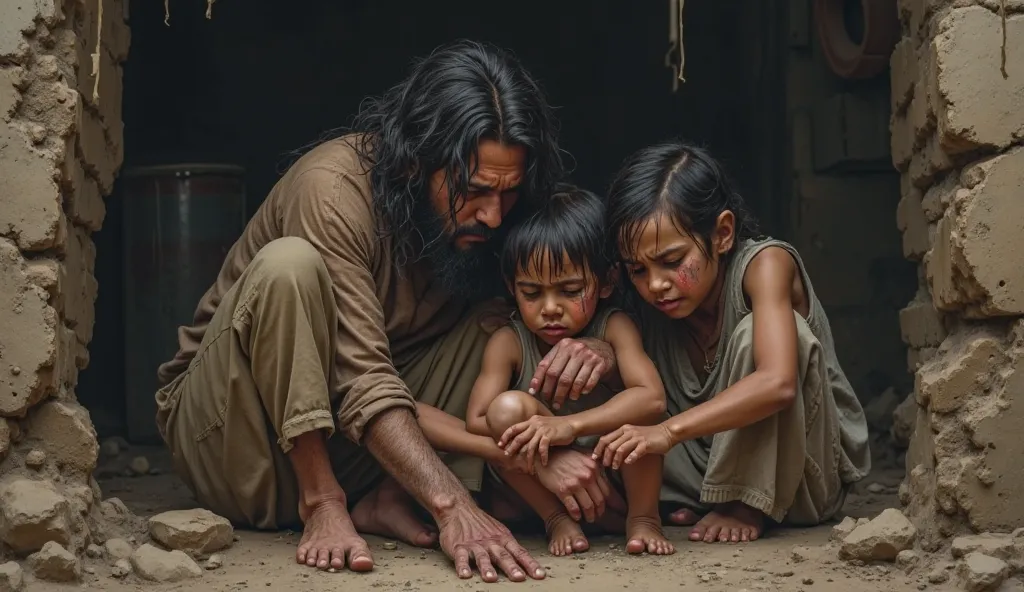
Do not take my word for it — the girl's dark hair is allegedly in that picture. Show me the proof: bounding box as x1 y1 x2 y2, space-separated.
606 139 760 262
346 40 564 265
501 184 611 285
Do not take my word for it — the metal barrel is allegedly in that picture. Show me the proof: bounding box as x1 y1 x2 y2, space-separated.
121 164 247 443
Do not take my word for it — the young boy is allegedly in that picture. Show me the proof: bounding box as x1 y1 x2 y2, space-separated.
449 185 674 556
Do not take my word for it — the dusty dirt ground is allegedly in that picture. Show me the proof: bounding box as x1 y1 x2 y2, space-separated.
28 446 1011 591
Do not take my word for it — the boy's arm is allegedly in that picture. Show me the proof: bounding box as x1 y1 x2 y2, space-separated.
466 327 521 437
414 403 507 466
564 312 667 437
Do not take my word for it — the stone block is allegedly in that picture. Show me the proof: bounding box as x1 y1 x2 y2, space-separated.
928 148 1024 316
62 157 105 232
0 68 22 121
27 400 99 476
909 133 954 189
955 325 1024 532
75 42 123 135
0 241 60 417
0 0 35 61
891 112 914 171
0 478 71 555
75 105 118 194
920 173 956 222
27 541 79 582
75 0 130 64
916 325 1004 412
951 534 1015 561
908 41 938 142
839 508 918 562
890 38 917 114
958 552 1009 592
0 123 67 252
933 7 1024 153
148 509 234 555
899 297 946 347
62 226 98 345
130 544 202 583
896 188 931 260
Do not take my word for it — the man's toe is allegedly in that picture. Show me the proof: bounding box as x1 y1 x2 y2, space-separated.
347 540 374 572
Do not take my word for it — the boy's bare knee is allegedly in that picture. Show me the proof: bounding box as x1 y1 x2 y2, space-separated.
485 391 536 439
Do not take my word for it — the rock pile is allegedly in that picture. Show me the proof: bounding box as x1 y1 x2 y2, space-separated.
830 507 1024 591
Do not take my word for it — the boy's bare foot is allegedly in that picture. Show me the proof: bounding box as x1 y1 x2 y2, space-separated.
351 478 438 548
688 501 764 543
625 515 675 555
297 494 374 571
667 507 700 526
546 513 590 556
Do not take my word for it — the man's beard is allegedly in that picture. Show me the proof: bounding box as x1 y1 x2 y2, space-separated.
412 201 505 301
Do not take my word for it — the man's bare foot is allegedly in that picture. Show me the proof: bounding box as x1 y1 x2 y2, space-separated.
296 495 374 571
351 478 438 548
667 507 700 526
625 515 675 555
545 513 589 556
688 501 764 543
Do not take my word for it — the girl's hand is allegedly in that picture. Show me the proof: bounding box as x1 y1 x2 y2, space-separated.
593 424 674 469
498 416 576 472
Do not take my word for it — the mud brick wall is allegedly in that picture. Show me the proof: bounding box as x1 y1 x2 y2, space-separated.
0 0 128 557
891 1 1024 549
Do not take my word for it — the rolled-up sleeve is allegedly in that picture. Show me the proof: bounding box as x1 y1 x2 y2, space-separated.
280 167 416 443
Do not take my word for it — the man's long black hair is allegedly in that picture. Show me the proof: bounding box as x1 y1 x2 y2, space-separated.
345 40 565 269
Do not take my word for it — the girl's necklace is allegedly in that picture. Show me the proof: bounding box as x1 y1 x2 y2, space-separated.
681 323 719 374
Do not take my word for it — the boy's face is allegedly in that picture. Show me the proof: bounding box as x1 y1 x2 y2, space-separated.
512 250 611 345
620 213 734 320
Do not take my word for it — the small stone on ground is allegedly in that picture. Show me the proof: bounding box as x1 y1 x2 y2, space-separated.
0 562 23 592
839 509 917 562
111 559 131 578
104 537 134 561
958 552 1009 592
131 544 202 583
149 508 234 554
27 541 80 582
205 554 223 570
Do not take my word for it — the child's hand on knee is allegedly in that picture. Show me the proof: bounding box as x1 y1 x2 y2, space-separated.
499 415 576 472
594 424 673 469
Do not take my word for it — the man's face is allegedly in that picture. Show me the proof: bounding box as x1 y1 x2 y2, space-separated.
427 140 525 248
416 140 526 299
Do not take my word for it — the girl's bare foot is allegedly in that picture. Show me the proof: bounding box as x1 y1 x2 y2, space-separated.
546 513 589 556
296 494 374 571
625 515 675 555
667 507 700 526
688 501 764 543
351 478 438 548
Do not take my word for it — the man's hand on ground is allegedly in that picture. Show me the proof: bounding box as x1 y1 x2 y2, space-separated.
437 500 545 583
529 337 616 410
533 448 611 523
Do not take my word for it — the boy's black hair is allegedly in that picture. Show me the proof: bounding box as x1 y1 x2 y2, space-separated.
501 183 611 286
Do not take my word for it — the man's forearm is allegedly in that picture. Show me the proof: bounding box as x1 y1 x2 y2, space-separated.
364 406 475 520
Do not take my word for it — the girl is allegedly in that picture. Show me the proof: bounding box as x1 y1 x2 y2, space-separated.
593 140 870 544
428 185 674 557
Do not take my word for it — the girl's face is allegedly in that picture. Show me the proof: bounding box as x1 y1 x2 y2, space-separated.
621 212 735 320
512 250 613 345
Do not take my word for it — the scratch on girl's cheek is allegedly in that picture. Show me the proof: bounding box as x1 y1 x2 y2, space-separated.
676 264 700 290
